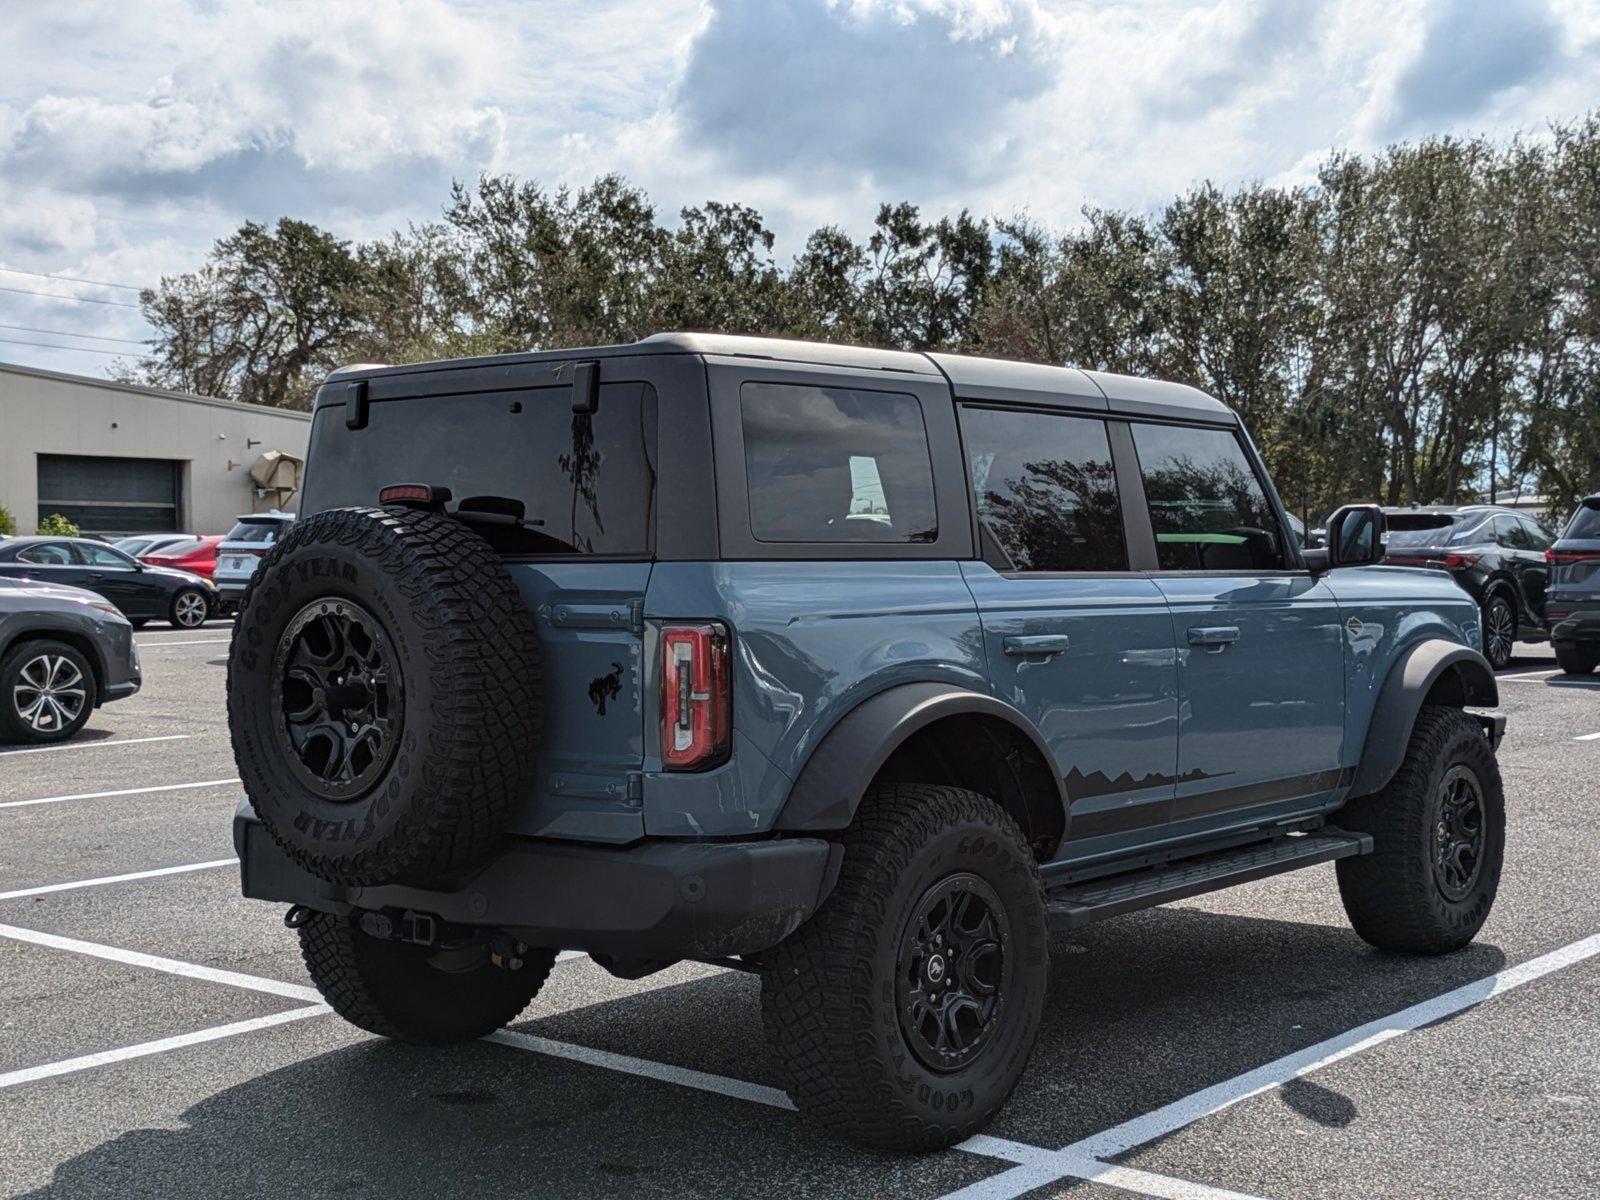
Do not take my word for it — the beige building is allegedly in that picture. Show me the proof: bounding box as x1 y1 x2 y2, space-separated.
0 362 311 537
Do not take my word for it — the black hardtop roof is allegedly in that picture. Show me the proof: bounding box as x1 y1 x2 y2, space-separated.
321 331 1235 423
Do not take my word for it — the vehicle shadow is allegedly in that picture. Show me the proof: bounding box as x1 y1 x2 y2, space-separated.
18 906 1508 1198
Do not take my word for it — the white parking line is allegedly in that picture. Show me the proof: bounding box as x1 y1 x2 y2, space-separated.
0 777 240 810
138 638 231 648
0 734 193 758
0 859 235 902
0 1006 328 1090
1575 732 1600 742
1497 667 1560 680
930 932 1600 1200
0 922 322 1002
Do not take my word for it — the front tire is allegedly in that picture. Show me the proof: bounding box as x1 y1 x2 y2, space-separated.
1335 707 1504 954
298 912 555 1044
1554 643 1599 676
169 588 210 629
760 785 1049 1151
1481 594 1515 669
0 639 96 744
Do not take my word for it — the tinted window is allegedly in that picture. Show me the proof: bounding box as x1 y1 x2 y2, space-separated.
1519 517 1552 550
1564 504 1600 540
79 543 136 568
114 537 155 555
960 407 1127 572
741 383 936 544
1447 518 1491 546
1386 513 1459 549
225 521 283 544
303 384 654 556
151 538 207 557
17 543 74 565
1492 515 1528 549
1131 424 1285 571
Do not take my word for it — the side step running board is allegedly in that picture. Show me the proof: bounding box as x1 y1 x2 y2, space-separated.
1044 829 1373 932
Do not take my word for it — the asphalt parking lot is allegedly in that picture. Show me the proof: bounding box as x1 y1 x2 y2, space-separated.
1 623 1596 1199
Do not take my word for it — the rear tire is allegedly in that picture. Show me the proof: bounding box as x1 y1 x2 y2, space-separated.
760 785 1049 1151
1554 643 1599 676
169 587 210 629
298 912 555 1044
1481 595 1515 669
1335 706 1503 954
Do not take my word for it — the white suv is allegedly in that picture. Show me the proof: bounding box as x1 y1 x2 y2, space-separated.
213 512 294 612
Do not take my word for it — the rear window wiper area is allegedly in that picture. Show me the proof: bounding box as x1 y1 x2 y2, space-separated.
452 495 581 555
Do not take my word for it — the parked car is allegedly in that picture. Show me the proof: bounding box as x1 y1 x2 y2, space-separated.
213 513 295 612
0 580 142 743
113 533 197 558
0 537 216 629
1381 505 1554 668
140 535 226 581
1545 493 1600 675
230 333 1504 1152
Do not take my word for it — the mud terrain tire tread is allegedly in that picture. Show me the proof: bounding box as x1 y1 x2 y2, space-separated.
1335 705 1504 954
298 911 554 1044
228 506 542 886
760 784 1048 1152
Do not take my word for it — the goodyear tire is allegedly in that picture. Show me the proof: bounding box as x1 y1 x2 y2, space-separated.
1335 706 1504 954
227 506 542 887
299 911 554 1044
760 785 1049 1151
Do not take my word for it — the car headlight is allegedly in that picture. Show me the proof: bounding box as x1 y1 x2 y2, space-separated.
89 600 125 618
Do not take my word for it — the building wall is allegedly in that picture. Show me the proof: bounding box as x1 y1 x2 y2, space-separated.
0 363 312 536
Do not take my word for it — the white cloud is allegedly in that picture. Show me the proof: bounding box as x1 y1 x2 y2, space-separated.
2 0 1598 378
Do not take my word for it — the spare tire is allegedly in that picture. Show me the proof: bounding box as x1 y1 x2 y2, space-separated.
227 506 542 886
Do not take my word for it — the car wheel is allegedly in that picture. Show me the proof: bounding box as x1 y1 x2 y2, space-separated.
1334 706 1504 954
1554 643 1599 676
298 911 555 1044
169 588 210 629
760 784 1049 1151
1481 595 1515 669
0 638 97 744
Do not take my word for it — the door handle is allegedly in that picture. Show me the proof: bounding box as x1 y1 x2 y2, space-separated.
1003 634 1071 657
1187 626 1241 650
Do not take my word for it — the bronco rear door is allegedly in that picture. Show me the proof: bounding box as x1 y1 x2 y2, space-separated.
301 353 696 843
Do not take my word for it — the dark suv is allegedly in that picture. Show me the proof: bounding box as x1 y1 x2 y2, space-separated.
1381 506 1554 668
229 334 1506 1151
1546 494 1600 675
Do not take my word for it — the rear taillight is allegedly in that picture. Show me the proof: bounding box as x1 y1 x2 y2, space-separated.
660 623 730 771
1441 553 1479 569
1546 549 1600 563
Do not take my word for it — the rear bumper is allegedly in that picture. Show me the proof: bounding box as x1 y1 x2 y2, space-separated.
1549 608 1600 647
234 800 840 961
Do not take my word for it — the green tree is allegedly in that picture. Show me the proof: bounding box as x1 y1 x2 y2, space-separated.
36 513 79 536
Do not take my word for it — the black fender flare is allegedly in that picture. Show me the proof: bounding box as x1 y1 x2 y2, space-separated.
1348 639 1500 797
773 680 1069 839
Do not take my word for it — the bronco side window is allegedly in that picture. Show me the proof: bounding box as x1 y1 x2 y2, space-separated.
1130 423 1286 571
958 406 1128 572
740 383 937 543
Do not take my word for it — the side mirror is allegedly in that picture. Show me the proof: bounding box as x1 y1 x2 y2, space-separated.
1307 504 1385 573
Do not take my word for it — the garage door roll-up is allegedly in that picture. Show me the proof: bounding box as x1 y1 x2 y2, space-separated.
36 454 181 534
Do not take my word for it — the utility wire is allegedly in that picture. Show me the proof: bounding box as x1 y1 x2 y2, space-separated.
0 322 147 345
0 284 143 309
0 336 147 358
0 266 143 292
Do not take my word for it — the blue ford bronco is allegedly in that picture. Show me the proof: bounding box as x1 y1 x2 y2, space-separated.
229 333 1505 1150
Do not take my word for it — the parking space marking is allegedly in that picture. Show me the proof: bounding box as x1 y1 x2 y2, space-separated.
930 932 1600 1200
139 638 232 648
0 734 193 758
0 777 241 810
1575 732 1600 741
0 1006 329 1090
0 858 235 902
1496 667 1560 680
0 922 322 1002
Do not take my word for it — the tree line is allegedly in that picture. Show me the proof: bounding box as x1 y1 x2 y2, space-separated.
124 114 1600 520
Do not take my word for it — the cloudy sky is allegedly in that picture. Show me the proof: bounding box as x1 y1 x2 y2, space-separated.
2 0 1597 378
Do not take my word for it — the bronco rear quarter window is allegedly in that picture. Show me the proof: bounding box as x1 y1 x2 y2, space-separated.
739 382 937 544
1130 423 1286 571
302 382 656 557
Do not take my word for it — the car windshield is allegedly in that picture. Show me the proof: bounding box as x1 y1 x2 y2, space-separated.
151 538 207 557
1564 503 1600 540
1384 513 1459 548
225 521 284 544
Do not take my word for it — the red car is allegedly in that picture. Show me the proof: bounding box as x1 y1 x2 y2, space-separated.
140 535 225 581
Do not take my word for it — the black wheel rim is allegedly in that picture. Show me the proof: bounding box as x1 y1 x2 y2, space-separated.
1433 765 1486 902
895 872 1010 1072
1485 601 1513 666
272 599 404 801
